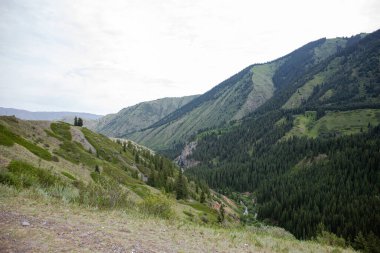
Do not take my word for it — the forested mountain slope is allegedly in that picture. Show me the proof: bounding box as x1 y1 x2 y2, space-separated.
126 36 361 155
0 116 359 253
186 29 380 251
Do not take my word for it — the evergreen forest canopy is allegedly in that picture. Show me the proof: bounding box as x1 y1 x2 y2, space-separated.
185 29 380 251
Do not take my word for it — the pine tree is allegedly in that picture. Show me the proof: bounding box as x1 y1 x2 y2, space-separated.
175 169 188 200
74 116 78 126
95 165 100 173
77 117 83 127
200 191 206 203
218 203 225 223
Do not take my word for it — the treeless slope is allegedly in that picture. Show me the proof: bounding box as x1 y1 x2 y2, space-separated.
0 191 354 253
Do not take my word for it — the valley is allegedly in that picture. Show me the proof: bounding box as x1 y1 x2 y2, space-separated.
1 29 380 252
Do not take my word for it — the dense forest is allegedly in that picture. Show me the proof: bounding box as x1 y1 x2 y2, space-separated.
186 29 380 251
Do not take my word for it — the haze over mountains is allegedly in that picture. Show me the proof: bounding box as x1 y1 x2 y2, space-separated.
0 107 102 121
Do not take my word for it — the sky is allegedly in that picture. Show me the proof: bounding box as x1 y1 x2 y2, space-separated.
0 0 379 115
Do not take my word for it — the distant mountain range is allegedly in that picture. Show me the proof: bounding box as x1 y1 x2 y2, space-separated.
0 107 103 121
92 96 199 137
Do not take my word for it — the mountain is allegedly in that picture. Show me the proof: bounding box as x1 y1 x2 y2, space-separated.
0 116 349 252
126 35 364 155
185 29 380 250
0 107 103 121
92 95 199 137
0 115 240 225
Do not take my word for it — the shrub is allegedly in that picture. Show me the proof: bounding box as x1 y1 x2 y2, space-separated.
0 160 63 189
139 195 174 219
50 122 72 141
0 125 14 146
315 230 346 248
77 176 131 209
47 184 79 203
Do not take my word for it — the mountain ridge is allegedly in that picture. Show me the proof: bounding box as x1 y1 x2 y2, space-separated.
124 35 363 154
93 95 199 137
0 107 103 121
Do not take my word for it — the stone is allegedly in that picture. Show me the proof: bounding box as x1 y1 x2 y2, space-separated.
21 221 30 226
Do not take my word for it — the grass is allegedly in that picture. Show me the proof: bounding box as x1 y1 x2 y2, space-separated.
61 171 76 180
0 190 355 253
0 124 52 161
283 54 344 109
319 89 334 101
179 200 219 223
283 73 325 109
284 109 380 139
50 122 72 141
0 160 63 189
138 194 174 219
54 140 97 167
313 38 347 63
234 62 277 120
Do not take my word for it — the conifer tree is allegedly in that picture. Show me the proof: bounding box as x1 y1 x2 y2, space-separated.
77 117 83 127
175 169 188 200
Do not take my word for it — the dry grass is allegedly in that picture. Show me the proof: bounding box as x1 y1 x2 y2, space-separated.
0 187 355 253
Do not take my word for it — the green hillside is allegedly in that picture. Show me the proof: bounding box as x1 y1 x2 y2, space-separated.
0 116 354 252
126 37 356 155
284 109 380 139
185 30 380 252
0 116 236 225
93 95 198 137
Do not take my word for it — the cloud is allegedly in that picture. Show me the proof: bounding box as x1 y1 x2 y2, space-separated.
0 0 379 114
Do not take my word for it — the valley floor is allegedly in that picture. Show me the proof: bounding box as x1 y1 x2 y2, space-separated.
0 187 354 253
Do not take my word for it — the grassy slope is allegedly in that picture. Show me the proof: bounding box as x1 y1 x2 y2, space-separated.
0 188 354 253
128 62 280 151
94 95 199 137
283 38 347 109
127 37 354 152
0 117 355 252
233 62 278 120
0 116 231 223
127 70 255 151
284 109 380 139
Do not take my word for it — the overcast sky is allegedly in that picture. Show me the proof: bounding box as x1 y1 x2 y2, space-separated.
0 0 379 114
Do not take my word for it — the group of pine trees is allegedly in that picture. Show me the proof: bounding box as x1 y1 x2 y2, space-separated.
73 116 83 127
116 139 208 201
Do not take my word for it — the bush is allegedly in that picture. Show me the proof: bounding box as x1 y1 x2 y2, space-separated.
0 160 63 189
315 230 346 248
139 195 174 219
50 122 72 141
77 176 131 209
0 125 14 146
